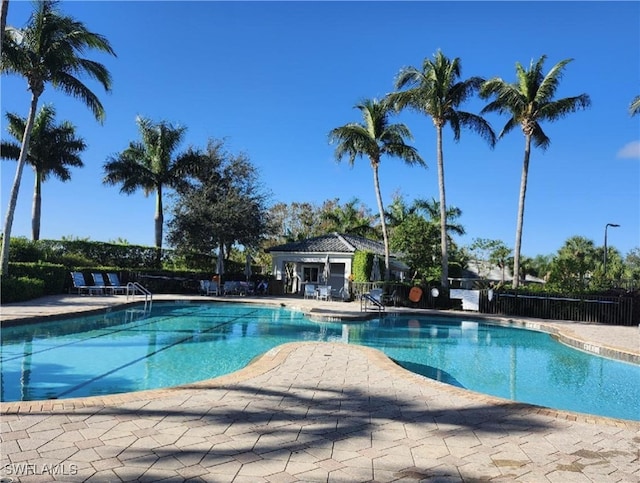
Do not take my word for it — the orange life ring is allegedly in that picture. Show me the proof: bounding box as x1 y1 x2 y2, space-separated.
408 286 423 303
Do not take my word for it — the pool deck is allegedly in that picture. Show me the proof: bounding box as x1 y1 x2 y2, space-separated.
1 294 639 482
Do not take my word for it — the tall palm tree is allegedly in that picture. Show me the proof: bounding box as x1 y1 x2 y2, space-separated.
103 117 203 264
329 98 425 281
389 50 495 288
480 55 591 288
630 94 640 117
0 0 115 275
1 105 86 241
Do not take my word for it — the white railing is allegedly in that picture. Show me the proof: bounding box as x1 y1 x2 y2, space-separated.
126 282 153 311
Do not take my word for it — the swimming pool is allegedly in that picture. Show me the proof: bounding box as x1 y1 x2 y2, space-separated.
1 302 638 421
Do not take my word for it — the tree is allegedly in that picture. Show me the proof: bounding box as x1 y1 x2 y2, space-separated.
267 201 323 244
1 105 86 240
166 139 271 273
329 98 424 281
102 117 203 264
468 238 512 282
623 247 640 284
0 0 115 275
390 50 495 288
320 198 377 238
630 95 640 117
390 213 440 282
481 56 591 289
413 197 465 237
548 236 598 291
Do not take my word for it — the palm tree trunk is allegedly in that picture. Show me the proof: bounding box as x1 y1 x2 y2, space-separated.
32 169 42 241
436 125 448 288
154 185 163 267
512 135 532 289
1 93 39 275
0 0 8 47
371 161 390 281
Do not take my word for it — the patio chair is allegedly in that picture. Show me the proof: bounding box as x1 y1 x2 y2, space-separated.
317 285 330 301
200 280 220 296
91 272 113 295
361 288 385 312
106 272 127 295
70 271 103 296
382 289 398 306
331 286 347 301
208 280 220 295
304 284 316 299
223 281 238 295
369 288 384 304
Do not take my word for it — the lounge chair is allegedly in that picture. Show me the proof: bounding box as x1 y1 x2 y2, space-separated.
106 272 127 295
304 284 316 299
70 271 103 296
91 272 112 295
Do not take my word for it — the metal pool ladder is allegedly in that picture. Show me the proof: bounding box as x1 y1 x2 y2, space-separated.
126 281 153 311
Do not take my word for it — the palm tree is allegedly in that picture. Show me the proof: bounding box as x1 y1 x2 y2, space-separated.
0 0 115 275
630 95 640 117
329 98 425 281
1 105 86 241
321 198 377 238
480 55 591 288
413 197 465 237
103 117 203 264
389 50 496 288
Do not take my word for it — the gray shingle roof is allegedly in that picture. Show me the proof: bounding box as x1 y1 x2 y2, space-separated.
267 232 385 254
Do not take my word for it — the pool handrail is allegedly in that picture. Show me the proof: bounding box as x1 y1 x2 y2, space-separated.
126 282 153 311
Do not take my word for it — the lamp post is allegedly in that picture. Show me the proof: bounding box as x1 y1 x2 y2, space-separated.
603 223 620 276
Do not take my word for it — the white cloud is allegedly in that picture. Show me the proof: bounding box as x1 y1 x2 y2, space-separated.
617 141 640 159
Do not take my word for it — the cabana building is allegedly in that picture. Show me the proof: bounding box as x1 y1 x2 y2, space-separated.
267 232 409 296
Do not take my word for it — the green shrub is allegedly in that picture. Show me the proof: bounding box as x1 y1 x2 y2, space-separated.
9 262 68 295
1 276 45 303
7 236 45 262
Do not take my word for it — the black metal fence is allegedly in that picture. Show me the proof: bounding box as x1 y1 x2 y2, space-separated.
354 283 636 325
479 290 636 326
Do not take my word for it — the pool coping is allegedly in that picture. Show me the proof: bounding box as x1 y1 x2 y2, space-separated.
1 297 638 428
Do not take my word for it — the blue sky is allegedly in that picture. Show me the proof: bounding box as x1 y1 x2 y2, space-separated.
2 1 639 259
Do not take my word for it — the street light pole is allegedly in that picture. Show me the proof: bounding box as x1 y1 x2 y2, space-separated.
603 223 620 276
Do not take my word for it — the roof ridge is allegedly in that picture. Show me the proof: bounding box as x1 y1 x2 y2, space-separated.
335 232 356 251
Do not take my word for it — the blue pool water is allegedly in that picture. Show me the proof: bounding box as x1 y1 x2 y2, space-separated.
1 302 638 421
